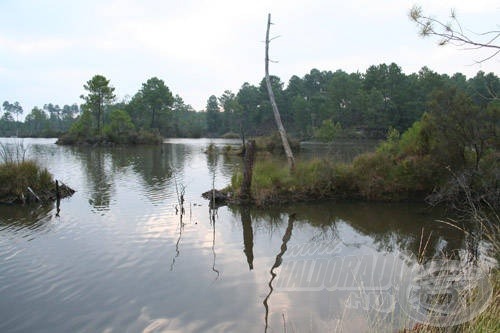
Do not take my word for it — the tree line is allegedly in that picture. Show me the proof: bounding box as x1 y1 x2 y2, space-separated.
209 63 499 140
1 63 498 140
1 101 79 137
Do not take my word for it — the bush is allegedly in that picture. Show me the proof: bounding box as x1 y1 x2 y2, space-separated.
254 133 300 154
314 119 343 142
228 99 498 207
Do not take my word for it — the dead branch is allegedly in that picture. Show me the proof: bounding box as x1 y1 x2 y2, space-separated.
409 5 500 63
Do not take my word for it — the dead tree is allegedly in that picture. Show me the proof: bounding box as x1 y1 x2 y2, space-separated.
265 13 296 170
410 6 500 63
240 140 256 202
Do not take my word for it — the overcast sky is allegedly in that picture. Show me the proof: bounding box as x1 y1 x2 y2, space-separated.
1 0 499 115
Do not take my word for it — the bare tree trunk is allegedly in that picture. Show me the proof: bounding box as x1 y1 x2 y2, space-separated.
240 140 256 202
265 13 295 170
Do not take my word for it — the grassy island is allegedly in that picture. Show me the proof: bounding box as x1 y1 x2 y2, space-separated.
0 141 74 204
56 125 163 146
0 160 74 204
55 75 169 146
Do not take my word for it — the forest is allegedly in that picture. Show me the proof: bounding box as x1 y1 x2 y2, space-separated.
1 63 498 142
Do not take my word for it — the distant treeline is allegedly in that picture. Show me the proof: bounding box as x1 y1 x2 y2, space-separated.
214 63 499 140
0 102 79 138
1 63 498 140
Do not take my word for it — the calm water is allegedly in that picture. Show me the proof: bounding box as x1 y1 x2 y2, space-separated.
0 138 491 332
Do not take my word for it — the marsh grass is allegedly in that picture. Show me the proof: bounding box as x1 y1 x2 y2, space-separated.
229 153 441 206
0 141 55 203
231 159 351 205
0 140 28 164
0 160 54 201
392 205 498 332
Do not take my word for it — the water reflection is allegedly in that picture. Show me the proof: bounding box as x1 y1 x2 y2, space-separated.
210 207 220 280
230 202 470 262
170 209 184 271
171 176 187 271
241 207 254 270
78 148 114 211
0 203 55 232
263 214 294 333
0 138 495 333
66 145 179 210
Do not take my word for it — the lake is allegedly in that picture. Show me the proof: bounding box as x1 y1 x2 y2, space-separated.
0 138 493 332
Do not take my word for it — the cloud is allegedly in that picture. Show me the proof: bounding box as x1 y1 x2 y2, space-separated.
0 0 498 114
0 35 73 55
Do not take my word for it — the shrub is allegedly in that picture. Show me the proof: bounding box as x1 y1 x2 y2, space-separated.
314 119 343 142
254 133 300 153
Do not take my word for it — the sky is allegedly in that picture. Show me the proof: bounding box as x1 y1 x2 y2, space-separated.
1 0 499 116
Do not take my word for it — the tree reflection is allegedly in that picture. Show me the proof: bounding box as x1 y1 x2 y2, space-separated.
230 202 475 262
0 203 55 231
170 208 184 271
210 207 220 280
115 145 173 203
263 214 295 333
69 145 178 208
241 206 254 270
78 148 113 211
171 176 187 271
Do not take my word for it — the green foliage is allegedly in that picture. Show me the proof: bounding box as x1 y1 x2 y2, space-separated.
350 152 441 201
375 127 399 155
3 65 499 143
218 90 241 134
69 110 93 137
252 160 292 190
230 144 445 206
128 129 163 145
0 160 53 199
253 133 300 153
218 64 499 139
103 109 135 143
314 119 342 142
398 121 426 156
137 77 174 130
425 87 496 170
230 158 356 205
229 80 500 206
206 95 219 135
59 108 161 146
80 74 116 135
2 101 23 121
